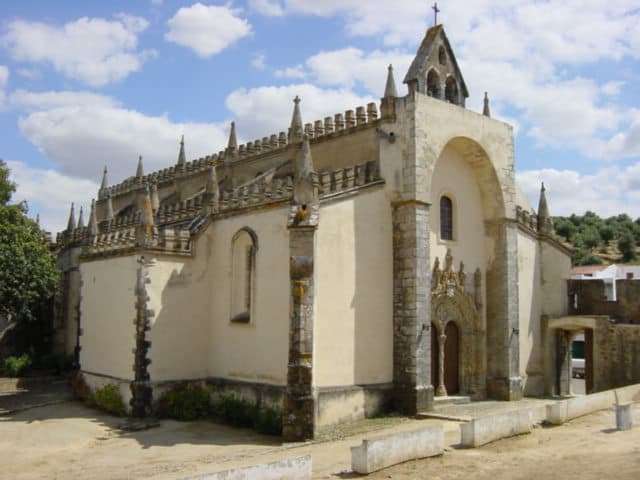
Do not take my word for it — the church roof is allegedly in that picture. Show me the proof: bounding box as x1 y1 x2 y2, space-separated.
403 24 469 98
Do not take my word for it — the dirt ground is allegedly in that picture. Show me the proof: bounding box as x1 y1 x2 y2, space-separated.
1 397 638 480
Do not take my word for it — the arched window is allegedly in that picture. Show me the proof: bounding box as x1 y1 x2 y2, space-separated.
445 77 458 104
440 196 453 241
438 46 447 65
426 69 441 98
231 228 257 323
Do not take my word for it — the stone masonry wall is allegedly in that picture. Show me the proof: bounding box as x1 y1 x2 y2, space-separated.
568 279 640 324
392 201 433 413
593 322 640 391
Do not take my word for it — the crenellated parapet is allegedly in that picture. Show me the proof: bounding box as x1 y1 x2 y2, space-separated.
98 156 215 200
515 205 539 232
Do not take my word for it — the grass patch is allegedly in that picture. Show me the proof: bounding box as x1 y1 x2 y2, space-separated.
89 385 126 416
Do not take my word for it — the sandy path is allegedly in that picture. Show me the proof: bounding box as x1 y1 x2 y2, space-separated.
1 401 638 479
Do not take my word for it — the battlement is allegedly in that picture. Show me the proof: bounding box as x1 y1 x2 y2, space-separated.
97 101 383 202
98 156 214 200
515 205 540 233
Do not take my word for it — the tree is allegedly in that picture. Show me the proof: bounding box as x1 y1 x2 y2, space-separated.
618 232 637 263
0 160 58 328
599 225 615 245
581 226 600 251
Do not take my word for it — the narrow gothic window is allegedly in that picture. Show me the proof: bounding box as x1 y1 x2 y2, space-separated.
231 228 257 323
445 77 458 104
438 46 446 65
426 69 441 98
440 196 453 240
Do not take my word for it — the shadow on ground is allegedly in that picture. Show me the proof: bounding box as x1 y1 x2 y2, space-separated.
0 377 282 451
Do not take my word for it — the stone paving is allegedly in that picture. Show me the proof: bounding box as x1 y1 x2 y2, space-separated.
0 377 72 415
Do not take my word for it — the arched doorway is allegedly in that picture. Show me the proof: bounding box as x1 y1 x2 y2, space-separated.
431 249 484 397
444 321 459 394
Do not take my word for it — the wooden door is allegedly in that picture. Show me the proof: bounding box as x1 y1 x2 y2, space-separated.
444 322 459 395
431 323 439 389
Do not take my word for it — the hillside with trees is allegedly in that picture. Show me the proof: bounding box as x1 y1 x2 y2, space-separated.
553 211 640 266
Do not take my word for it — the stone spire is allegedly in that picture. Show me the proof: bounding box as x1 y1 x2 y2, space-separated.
77 206 84 229
66 203 76 231
384 64 398 98
100 166 108 191
227 121 238 152
293 135 317 207
537 182 553 234
202 163 220 214
88 199 98 236
288 96 304 144
136 155 144 179
105 193 114 222
177 135 186 167
136 185 156 247
483 92 491 117
150 182 160 211
35 214 40 226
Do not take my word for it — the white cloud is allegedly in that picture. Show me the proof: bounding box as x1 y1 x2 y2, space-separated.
274 65 306 79
249 0 284 17
165 3 252 58
1 15 154 86
225 83 375 140
251 52 266 70
518 164 640 219
602 81 624 96
17 102 228 184
9 89 120 111
0 65 8 106
6 160 99 234
16 67 40 80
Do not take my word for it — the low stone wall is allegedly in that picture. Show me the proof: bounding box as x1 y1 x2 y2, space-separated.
181 456 312 480
351 425 444 474
460 409 533 448
546 383 640 425
316 383 393 427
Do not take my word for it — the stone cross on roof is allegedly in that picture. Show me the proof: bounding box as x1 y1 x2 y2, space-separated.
432 2 440 25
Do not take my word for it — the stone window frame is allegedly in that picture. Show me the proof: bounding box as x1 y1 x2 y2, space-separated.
439 194 455 242
438 45 447 66
230 227 258 324
445 75 459 104
425 68 442 99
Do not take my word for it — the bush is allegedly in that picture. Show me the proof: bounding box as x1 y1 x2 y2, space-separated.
2 354 32 377
155 383 211 421
211 394 282 435
92 385 126 416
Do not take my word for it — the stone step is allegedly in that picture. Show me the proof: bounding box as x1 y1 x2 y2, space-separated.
433 395 471 407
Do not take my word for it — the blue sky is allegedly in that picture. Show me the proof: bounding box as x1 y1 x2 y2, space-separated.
0 0 639 232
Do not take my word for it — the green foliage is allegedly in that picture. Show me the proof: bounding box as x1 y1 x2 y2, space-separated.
0 161 58 326
599 225 615 244
618 233 637 262
91 385 126 416
0 160 16 206
572 249 604 266
554 211 640 265
581 226 600 250
155 384 282 435
155 383 211 421
1 354 32 377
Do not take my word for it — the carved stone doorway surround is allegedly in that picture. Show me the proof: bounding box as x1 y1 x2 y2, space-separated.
430 249 485 397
